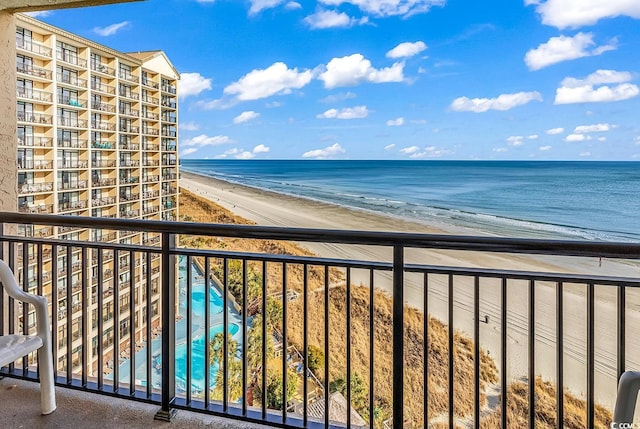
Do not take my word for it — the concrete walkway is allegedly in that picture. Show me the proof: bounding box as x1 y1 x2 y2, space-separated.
0 377 266 429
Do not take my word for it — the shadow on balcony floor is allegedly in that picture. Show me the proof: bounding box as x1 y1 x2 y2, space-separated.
0 377 265 429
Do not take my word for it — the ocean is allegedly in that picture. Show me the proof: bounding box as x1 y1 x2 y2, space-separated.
180 160 640 242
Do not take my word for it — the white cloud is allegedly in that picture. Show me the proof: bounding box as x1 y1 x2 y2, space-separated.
384 144 396 150
409 146 453 158
266 101 283 108
224 62 314 101
546 127 564 135
555 69 640 104
179 73 213 98
302 143 345 159
179 121 199 131
528 134 539 140
528 0 640 29
320 92 357 103
318 54 404 89
93 21 129 36
450 91 543 112
183 134 232 147
318 0 446 18
400 146 420 154
539 145 552 151
180 148 199 156
233 110 261 124
304 9 368 29
597 136 607 142
317 106 369 119
386 41 427 59
580 151 592 157
565 134 592 142
253 144 270 153
249 0 285 15
387 117 405 126
493 147 508 153
635 136 640 145
285 1 302 9
507 136 525 146
525 33 617 71
574 123 613 133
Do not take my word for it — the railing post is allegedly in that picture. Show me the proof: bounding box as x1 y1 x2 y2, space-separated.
393 244 404 429
155 232 177 421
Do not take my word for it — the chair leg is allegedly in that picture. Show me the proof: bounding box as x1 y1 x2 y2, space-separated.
613 371 640 425
37 341 56 414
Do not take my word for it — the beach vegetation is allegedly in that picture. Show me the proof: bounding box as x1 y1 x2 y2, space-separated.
179 187 612 428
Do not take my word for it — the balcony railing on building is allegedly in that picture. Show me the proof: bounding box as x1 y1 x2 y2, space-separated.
58 95 87 108
18 159 53 170
92 178 116 187
120 125 139 134
120 160 140 168
142 78 159 89
92 197 116 207
161 129 177 138
119 90 139 100
57 160 89 169
57 116 87 128
91 61 115 76
17 202 53 213
16 38 52 57
120 142 139 151
92 121 116 132
142 190 159 199
92 141 115 150
58 139 88 149
56 73 87 88
120 193 139 202
92 160 117 168
142 94 159 104
92 101 116 113
18 136 52 147
17 88 53 103
119 71 139 83
58 180 87 191
161 84 176 94
91 82 116 95
56 50 87 67
17 112 53 125
118 209 139 218
120 108 139 117
142 127 160 136
58 200 87 212
19 182 53 194
142 111 159 120
17 63 52 80
0 213 638 429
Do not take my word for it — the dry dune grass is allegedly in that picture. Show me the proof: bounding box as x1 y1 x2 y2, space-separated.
178 188 612 427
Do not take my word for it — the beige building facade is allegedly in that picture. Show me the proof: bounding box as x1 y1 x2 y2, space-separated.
13 13 179 377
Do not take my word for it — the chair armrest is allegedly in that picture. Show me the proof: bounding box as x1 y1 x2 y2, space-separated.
0 260 50 341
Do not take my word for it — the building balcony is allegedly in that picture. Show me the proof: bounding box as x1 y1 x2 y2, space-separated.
92 121 116 132
142 78 159 89
19 182 53 194
143 143 160 151
92 197 116 207
142 206 159 215
58 95 87 108
143 175 159 183
91 141 116 150
57 116 87 128
0 213 637 428
141 94 159 104
58 180 88 191
161 187 177 196
92 102 116 114
92 178 117 187
90 61 115 76
57 160 89 169
18 136 52 147
17 63 52 80
142 190 159 199
120 193 139 202
58 200 88 212
120 125 139 134
120 176 140 184
120 108 139 117
144 160 160 167
57 73 88 88
142 111 159 120
17 88 53 103
58 139 88 149
161 130 177 138
91 82 116 95
161 115 177 124
162 173 177 181
118 209 139 218
92 160 117 168
142 128 159 136
16 38 52 57
18 159 53 170
119 71 139 83
120 160 140 168
161 84 177 94
17 203 53 213
119 90 139 100
56 50 88 68
17 112 53 125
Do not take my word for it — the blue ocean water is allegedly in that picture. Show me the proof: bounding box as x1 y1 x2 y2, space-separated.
180 160 640 242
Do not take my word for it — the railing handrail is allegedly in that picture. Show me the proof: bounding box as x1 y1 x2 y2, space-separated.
1 212 639 259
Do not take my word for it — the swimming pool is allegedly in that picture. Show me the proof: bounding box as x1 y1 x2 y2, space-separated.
117 256 244 393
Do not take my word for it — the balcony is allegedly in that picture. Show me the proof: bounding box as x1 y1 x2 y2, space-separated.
142 127 160 136
91 82 116 95
92 141 115 150
58 95 87 108
92 197 116 207
120 193 139 202
17 112 53 125
57 116 87 128
92 121 116 132
120 125 139 134
161 83 177 94
120 160 140 168
57 160 89 169
0 213 638 428
119 71 139 83
119 90 139 100
18 136 52 147
58 180 88 191
17 63 52 80
58 200 87 212
57 73 87 88
91 61 115 76
58 139 88 149
17 88 52 103
18 159 53 170
142 111 159 120
92 159 117 168
92 101 116 113
92 178 117 187
144 159 160 167
16 39 52 57
120 108 139 117
56 50 87 68
141 94 159 104
19 182 53 194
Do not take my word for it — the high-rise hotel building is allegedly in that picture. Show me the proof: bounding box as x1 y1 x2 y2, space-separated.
14 14 179 377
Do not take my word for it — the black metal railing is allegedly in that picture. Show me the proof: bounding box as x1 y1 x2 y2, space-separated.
0 213 639 428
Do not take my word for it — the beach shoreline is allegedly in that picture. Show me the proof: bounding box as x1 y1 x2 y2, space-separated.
179 170 640 409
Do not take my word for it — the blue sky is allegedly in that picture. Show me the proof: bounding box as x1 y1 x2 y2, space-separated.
30 0 640 160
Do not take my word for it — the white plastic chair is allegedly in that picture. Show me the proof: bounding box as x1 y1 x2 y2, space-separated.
0 259 56 414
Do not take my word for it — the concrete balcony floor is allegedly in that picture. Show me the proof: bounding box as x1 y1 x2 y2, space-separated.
0 377 266 429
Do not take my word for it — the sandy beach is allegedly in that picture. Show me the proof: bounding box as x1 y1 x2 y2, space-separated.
180 170 640 409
